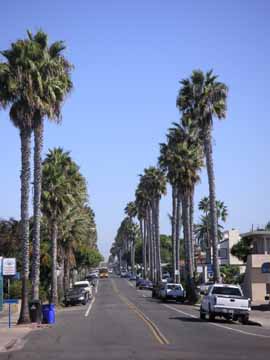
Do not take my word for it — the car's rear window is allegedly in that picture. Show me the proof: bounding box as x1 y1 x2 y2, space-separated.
167 285 181 290
212 286 242 296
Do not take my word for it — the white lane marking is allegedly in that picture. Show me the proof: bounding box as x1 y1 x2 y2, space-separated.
163 304 270 339
85 297 96 318
127 280 135 288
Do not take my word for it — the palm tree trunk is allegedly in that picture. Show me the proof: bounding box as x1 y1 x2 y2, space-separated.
204 130 220 283
147 206 154 281
32 119 44 301
64 255 70 292
183 192 197 301
175 190 182 283
51 220 58 304
151 204 157 283
131 239 135 274
143 218 148 279
154 197 162 283
189 190 195 275
171 186 177 283
18 127 31 325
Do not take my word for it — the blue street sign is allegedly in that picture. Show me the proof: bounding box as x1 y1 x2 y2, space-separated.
3 299 19 305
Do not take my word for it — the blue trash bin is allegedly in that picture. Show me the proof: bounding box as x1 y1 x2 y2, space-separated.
42 304 55 324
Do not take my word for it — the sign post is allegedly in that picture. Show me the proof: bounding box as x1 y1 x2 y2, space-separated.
3 299 19 328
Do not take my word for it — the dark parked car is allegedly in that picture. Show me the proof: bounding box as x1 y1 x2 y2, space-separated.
137 279 153 290
136 277 144 287
64 287 90 306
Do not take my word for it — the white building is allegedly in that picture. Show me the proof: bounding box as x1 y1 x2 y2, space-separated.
218 229 245 271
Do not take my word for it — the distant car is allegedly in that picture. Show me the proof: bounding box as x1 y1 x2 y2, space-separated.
121 271 129 278
74 281 92 297
64 287 89 306
129 274 137 281
108 269 113 274
199 282 214 295
159 283 185 303
138 279 153 290
162 272 171 279
99 268 109 279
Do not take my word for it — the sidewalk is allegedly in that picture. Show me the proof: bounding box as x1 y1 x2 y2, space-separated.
0 313 33 352
250 303 270 328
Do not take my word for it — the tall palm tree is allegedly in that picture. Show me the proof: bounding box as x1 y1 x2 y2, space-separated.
135 188 148 279
177 70 228 282
26 31 73 301
159 141 178 282
41 148 84 304
167 122 203 299
124 201 137 274
0 39 39 324
140 167 166 283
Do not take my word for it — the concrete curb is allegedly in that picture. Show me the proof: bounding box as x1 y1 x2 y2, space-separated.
5 339 17 351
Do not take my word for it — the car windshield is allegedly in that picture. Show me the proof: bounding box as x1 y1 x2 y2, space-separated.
74 284 88 289
167 285 181 290
212 287 242 296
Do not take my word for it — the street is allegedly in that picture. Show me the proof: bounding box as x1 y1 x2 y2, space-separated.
2 276 270 360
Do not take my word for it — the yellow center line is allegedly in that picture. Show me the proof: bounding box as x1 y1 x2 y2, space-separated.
111 279 169 345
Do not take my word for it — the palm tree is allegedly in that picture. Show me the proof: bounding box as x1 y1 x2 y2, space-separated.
140 167 166 283
41 148 85 304
0 38 39 324
177 70 228 283
167 122 203 300
124 202 137 274
159 141 178 282
25 31 73 301
135 189 148 278
196 197 228 263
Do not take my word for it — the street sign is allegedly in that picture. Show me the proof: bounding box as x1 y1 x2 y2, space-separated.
3 299 19 305
3 258 16 276
197 266 203 274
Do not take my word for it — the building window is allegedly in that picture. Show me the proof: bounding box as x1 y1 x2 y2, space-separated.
219 248 228 259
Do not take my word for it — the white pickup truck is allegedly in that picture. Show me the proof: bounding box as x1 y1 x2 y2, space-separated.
200 284 251 324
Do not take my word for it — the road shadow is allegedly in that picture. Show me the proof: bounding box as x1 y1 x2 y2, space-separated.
251 304 270 312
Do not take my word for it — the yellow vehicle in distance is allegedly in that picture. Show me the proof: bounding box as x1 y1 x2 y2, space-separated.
99 267 109 279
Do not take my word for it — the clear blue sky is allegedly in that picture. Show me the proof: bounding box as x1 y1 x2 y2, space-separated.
0 0 270 258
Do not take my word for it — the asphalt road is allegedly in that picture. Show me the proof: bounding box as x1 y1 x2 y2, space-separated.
2 276 270 360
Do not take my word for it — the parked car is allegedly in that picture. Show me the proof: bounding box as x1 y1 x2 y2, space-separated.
137 279 153 290
199 281 214 294
200 284 251 324
74 281 92 297
159 283 185 302
129 274 137 281
120 271 128 278
136 277 144 287
64 287 90 306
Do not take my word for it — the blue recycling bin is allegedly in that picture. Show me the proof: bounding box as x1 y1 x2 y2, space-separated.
42 304 55 324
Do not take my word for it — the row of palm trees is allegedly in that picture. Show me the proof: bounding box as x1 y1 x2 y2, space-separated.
111 69 228 299
0 31 99 324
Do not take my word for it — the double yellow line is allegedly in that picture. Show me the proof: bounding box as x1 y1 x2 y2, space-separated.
111 279 169 345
